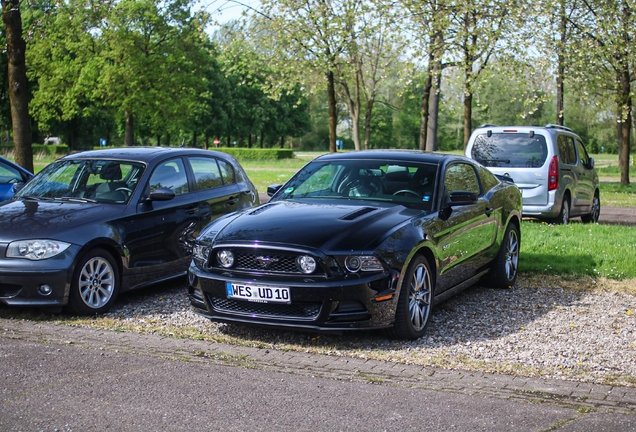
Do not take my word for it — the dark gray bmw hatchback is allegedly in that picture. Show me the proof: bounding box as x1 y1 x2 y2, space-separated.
0 147 258 314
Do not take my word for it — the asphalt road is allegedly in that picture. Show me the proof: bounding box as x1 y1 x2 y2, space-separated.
2 319 635 431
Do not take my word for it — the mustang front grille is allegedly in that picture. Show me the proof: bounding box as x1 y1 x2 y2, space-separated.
212 249 326 276
208 295 321 319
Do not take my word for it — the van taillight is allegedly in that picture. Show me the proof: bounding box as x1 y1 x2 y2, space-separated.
548 156 558 191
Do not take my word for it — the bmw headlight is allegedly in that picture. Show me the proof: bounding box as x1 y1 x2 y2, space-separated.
193 243 211 262
345 255 383 272
6 240 71 260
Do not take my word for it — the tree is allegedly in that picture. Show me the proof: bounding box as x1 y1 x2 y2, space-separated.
567 0 634 185
258 0 363 153
2 0 32 172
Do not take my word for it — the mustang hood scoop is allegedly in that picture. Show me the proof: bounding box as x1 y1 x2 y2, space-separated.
340 207 377 220
215 200 412 251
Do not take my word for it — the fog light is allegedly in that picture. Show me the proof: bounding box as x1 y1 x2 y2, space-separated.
217 250 234 268
297 255 316 274
38 284 52 296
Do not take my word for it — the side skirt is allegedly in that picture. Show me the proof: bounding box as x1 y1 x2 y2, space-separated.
433 269 489 306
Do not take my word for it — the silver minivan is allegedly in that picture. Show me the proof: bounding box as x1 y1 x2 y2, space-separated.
465 124 600 224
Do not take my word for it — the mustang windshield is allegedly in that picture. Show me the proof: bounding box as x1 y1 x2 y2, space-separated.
17 159 145 204
276 159 439 210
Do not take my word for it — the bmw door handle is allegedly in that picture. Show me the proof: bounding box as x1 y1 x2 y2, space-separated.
227 196 239 205
485 207 493 216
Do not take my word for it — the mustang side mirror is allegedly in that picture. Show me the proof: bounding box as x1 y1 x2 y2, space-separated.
267 184 283 197
439 191 478 221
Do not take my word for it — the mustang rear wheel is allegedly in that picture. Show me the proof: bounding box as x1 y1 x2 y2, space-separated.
485 223 520 289
390 255 433 340
68 248 119 315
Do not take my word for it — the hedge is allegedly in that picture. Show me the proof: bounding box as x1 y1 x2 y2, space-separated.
212 147 294 160
1 144 68 157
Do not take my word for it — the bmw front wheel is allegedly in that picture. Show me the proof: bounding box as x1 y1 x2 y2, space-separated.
68 248 119 315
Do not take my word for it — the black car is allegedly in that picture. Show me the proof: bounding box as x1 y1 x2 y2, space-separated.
188 150 522 340
0 147 258 314
0 155 33 202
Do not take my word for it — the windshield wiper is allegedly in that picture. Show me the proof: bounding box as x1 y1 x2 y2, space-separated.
20 195 52 201
54 196 98 203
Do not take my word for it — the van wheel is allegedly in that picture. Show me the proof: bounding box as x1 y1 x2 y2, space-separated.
554 198 569 225
581 193 600 224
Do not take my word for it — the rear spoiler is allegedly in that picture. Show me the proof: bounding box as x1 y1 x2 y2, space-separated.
495 174 515 184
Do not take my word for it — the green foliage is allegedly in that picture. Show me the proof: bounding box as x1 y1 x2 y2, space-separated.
520 221 636 279
214 147 294 160
0 144 67 157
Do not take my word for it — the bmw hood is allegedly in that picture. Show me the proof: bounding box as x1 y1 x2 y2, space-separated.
213 200 416 252
0 199 126 242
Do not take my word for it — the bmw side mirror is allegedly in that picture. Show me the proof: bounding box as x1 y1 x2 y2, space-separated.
148 187 175 201
12 182 26 193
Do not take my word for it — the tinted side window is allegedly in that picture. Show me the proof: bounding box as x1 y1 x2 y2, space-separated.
575 140 590 167
477 165 499 192
217 159 236 185
189 156 223 190
150 158 189 195
445 163 481 196
0 162 23 183
557 135 577 165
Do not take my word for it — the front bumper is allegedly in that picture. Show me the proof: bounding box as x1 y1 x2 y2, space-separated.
0 247 79 308
187 263 399 332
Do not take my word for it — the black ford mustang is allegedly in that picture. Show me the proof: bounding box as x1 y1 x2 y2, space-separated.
188 150 522 339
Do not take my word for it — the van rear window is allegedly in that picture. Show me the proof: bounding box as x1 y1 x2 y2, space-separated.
471 133 548 168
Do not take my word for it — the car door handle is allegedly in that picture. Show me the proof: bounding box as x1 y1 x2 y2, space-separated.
185 206 199 215
227 196 239 205
485 207 493 216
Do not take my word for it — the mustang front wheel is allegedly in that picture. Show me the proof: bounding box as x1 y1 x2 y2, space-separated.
68 248 119 315
390 255 433 340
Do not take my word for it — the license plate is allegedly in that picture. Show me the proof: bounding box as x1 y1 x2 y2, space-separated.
226 282 291 304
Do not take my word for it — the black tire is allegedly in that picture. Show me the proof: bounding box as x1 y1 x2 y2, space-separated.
68 248 119 315
485 223 520 289
581 193 600 224
554 197 570 225
389 255 433 340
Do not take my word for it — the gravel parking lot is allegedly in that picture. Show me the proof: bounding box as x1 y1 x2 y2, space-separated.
65 273 635 388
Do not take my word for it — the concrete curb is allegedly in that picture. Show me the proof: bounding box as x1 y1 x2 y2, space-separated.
3 318 635 415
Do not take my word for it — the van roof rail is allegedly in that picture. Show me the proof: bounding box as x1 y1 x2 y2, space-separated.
545 124 573 132
479 124 497 128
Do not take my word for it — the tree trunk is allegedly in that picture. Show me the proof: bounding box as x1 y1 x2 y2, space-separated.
192 132 197 148
419 56 434 151
157 135 161 146
556 0 566 126
327 70 338 153
463 92 472 150
363 98 374 150
618 69 631 185
125 111 134 146
280 135 285 148
426 59 442 152
2 0 32 172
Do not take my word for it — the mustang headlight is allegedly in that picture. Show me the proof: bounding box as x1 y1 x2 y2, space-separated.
6 240 71 260
296 255 317 274
217 249 235 268
345 255 383 273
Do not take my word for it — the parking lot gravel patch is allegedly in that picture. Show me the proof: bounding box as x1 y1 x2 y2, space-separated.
4 274 635 387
